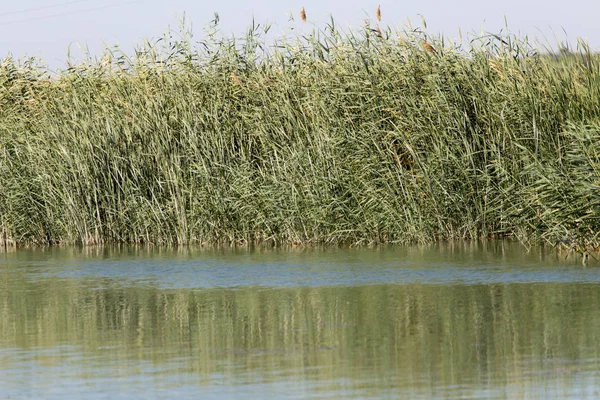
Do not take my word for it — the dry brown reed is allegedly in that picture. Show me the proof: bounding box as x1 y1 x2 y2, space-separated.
423 41 437 54
231 72 242 85
376 5 381 22
488 59 504 77
376 25 383 40
300 7 307 22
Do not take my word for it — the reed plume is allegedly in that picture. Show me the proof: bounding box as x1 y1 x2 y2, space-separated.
300 7 307 22
376 5 381 22
231 72 242 85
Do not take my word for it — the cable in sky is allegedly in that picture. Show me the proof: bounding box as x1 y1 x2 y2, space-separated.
0 0 96 18
0 0 143 26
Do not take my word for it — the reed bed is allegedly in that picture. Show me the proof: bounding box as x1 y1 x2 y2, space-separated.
1 15 600 248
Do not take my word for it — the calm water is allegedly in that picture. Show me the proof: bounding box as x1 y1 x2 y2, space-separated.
1 241 599 399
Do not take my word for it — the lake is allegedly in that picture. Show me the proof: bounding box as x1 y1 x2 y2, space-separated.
1 241 599 399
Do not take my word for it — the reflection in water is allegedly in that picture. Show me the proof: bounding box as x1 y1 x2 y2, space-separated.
0 243 600 398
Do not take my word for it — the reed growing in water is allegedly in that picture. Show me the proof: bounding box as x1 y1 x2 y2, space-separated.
1 15 599 248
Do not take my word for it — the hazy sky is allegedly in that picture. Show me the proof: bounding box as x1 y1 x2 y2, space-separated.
1 0 597 68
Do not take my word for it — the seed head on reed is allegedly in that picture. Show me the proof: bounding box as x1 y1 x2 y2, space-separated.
231 72 242 85
300 7 307 22
376 5 381 22
488 59 504 77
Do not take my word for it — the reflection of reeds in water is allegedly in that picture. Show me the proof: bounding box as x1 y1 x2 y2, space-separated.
1 273 599 391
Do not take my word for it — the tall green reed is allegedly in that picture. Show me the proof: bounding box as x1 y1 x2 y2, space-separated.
1 15 599 248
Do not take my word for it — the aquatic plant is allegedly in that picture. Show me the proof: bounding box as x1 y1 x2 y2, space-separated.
1 14 599 248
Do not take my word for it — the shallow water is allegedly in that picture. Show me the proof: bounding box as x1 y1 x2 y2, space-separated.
1 241 599 399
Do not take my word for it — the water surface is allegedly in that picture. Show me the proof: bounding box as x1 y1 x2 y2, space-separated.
1 241 599 399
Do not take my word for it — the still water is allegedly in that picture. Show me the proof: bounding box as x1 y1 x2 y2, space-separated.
1 241 599 399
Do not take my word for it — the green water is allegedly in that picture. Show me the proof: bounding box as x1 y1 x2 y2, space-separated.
1 241 600 399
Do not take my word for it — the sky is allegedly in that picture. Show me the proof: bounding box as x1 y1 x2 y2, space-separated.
0 0 598 69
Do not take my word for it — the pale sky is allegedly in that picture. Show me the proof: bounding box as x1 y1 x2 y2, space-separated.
1 0 597 68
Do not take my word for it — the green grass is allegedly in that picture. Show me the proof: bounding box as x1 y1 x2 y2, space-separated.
1 16 600 248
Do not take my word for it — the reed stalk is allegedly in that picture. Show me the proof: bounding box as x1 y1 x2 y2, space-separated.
0 17 599 248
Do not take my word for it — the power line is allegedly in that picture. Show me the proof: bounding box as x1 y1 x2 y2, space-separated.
0 0 143 26
0 0 96 18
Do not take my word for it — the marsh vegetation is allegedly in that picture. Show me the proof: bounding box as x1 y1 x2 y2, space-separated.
1 14 599 248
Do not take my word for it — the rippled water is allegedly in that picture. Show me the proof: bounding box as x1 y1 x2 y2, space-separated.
1 241 599 399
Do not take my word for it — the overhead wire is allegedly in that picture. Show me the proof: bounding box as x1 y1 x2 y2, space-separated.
0 0 96 18
0 0 143 26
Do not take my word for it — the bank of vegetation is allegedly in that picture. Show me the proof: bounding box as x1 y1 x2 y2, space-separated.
1 15 599 249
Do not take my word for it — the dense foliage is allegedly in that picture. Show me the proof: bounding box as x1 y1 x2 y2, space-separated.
1 18 600 248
